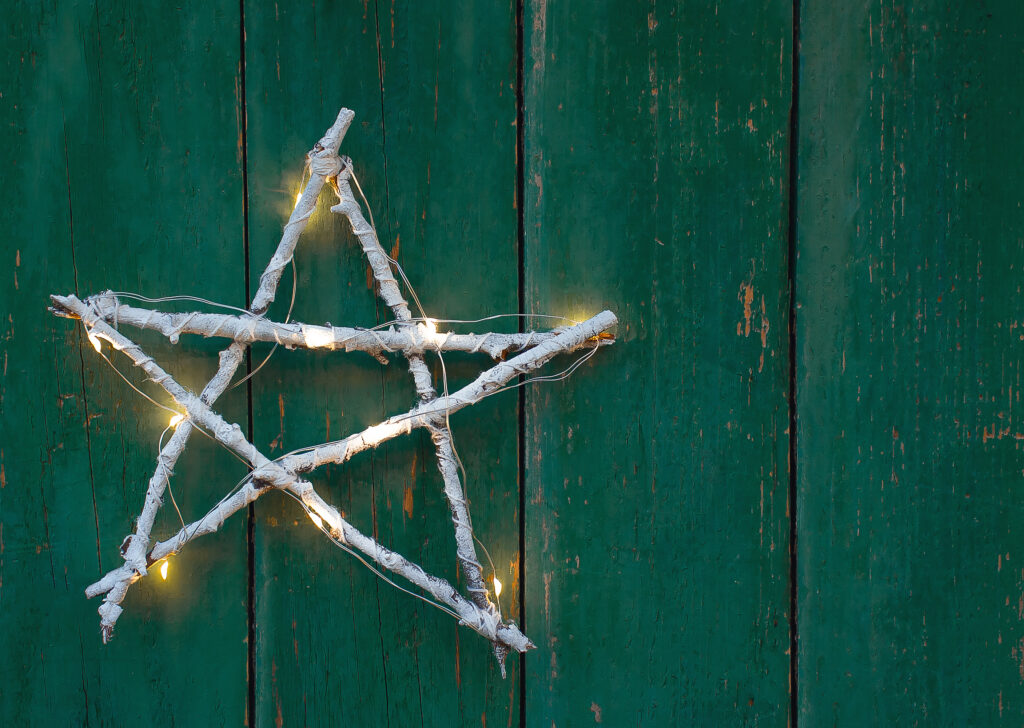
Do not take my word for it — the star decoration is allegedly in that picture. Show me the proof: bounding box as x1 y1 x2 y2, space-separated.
49 108 617 673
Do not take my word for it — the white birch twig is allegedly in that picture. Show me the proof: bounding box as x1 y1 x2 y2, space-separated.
71 293 606 361
73 109 354 641
146 478 533 652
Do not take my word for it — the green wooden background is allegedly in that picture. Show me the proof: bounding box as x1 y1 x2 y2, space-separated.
1 1 1021 725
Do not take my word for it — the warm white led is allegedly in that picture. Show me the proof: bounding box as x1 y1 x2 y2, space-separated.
86 330 121 352
301 325 335 349
361 421 404 447
159 560 169 580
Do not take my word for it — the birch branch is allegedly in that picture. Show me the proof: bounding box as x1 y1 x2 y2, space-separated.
330 160 435 399
53 294 613 652
53 294 293 478
140 476 534 652
56 290 614 563
71 293 606 361
55 293 533 653
72 109 354 641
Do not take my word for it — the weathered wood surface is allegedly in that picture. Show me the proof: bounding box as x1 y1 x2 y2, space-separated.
0 1 249 724
523 1 794 724
7 0 1024 725
796 2 1024 724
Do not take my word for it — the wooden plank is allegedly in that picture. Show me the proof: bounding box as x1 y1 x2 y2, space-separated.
245 2 520 724
0 2 248 724
797 2 1024 723
523 1 793 724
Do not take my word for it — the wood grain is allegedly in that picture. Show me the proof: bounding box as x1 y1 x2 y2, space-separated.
523 1 794 723
797 2 1024 723
8 1 1024 724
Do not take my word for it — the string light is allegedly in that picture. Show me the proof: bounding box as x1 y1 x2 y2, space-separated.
85 329 122 352
301 324 335 349
159 560 169 580
294 191 302 209
306 500 344 536
169 413 185 428
493 576 503 599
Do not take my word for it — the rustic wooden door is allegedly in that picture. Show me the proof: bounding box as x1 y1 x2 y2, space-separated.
2 1 1021 725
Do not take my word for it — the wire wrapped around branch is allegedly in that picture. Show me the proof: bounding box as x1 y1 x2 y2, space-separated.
330 161 514 669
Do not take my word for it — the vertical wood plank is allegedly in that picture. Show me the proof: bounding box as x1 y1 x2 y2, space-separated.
245 2 520 724
0 1 248 723
797 2 1024 723
523 1 793 724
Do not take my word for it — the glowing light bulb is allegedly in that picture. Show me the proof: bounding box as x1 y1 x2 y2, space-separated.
301 324 335 349
361 421 404 447
159 560 169 580
169 413 185 428
86 330 123 352
493 576 503 599
308 511 324 529
419 318 442 347
294 192 302 208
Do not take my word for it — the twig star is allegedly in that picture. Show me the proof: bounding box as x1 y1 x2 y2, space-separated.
50 108 616 674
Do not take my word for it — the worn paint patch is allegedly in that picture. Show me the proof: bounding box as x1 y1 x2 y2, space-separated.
737 279 770 371
402 485 414 519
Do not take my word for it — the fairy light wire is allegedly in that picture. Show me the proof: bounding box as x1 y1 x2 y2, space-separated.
83 322 259 477
87 339 179 418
